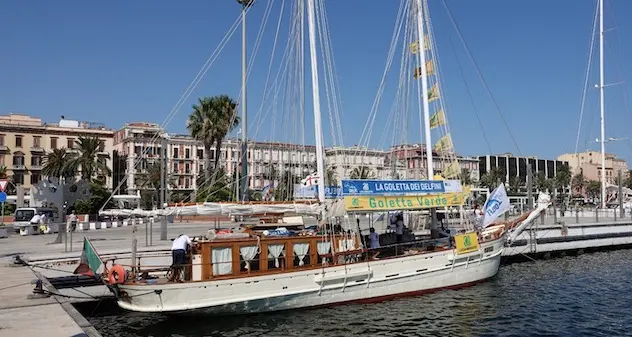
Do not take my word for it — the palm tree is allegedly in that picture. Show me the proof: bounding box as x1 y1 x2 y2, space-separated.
196 167 233 202
555 164 572 204
187 95 240 184
572 171 586 197
69 136 111 182
460 168 473 186
350 166 374 179
586 180 601 203
135 161 176 207
479 168 506 191
42 148 77 181
275 171 299 201
508 176 522 195
534 171 553 193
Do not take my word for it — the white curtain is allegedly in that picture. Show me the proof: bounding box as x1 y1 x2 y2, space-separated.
293 243 309 266
317 241 331 264
240 245 258 270
268 244 285 268
212 247 233 276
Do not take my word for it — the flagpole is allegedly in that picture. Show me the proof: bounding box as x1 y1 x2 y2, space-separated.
599 0 606 209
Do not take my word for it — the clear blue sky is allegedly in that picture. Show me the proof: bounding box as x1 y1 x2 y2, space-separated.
2 0 631 162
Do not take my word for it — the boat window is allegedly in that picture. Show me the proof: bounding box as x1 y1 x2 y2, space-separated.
293 242 310 267
317 241 332 264
239 245 260 273
14 209 34 222
267 244 285 270
212 247 233 276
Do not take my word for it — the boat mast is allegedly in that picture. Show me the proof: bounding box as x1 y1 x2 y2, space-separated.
599 0 606 208
239 0 253 202
414 0 433 180
306 0 326 203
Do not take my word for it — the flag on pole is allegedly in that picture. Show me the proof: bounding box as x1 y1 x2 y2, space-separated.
300 172 319 187
433 134 453 153
428 84 440 102
482 183 511 228
413 60 434 79
409 36 430 54
429 109 446 128
262 183 275 201
73 237 105 277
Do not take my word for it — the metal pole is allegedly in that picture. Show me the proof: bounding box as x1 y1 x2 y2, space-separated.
526 162 534 210
240 3 249 202
160 138 165 209
599 0 607 209
131 219 138 276
160 215 167 241
150 217 153 246
69 227 72 252
145 219 148 246
619 169 624 218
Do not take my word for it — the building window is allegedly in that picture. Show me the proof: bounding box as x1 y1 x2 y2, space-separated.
185 163 190 174
99 140 105 152
185 148 190 159
197 149 204 159
199 164 204 173
15 136 22 148
13 173 24 185
173 148 179 159
173 163 178 172
33 136 41 147
13 153 24 166
0 135 5 146
51 137 58 149
31 156 42 166
31 173 41 185
67 138 74 148
0 155 4 165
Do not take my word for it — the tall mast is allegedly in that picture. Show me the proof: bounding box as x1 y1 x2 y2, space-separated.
414 0 433 179
306 0 326 202
599 0 606 208
239 0 251 202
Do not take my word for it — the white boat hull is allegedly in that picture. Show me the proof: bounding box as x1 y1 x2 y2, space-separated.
117 237 504 314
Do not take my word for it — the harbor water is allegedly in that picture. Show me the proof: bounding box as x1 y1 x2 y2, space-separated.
85 249 632 337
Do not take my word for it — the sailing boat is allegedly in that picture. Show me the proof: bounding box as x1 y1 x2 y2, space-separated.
90 0 513 314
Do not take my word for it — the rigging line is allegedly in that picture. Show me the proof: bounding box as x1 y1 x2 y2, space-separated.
246 0 275 81
103 9 246 208
446 31 492 154
316 0 340 147
440 0 522 156
356 0 408 158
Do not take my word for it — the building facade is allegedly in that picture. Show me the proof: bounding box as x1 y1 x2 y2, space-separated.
478 153 568 183
557 151 629 184
325 146 388 181
388 144 480 181
0 113 114 191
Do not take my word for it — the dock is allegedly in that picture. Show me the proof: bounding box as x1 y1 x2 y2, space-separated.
0 257 102 337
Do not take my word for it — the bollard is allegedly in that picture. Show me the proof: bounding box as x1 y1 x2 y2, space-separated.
69 227 73 252
615 209 617 221
160 216 167 241
145 219 149 246
596 208 599 222
150 218 153 246
64 223 68 253
575 208 579 224
540 212 545 226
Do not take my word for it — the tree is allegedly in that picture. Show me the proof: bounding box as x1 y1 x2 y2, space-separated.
69 136 111 183
534 171 553 193
624 170 632 189
275 171 299 201
196 167 233 202
479 168 506 190
508 176 522 195
350 166 374 179
586 180 601 203
460 168 473 186
555 164 572 203
135 161 175 208
571 171 586 197
187 95 240 185
42 148 77 180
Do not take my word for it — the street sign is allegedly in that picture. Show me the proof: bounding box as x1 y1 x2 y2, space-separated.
0 192 6 203
0 180 7 192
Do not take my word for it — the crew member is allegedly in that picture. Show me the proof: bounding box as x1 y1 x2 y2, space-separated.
170 234 192 282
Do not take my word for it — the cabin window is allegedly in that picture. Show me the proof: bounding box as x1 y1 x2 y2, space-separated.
211 247 233 276
239 245 260 272
267 244 285 269
293 242 310 267
317 241 332 264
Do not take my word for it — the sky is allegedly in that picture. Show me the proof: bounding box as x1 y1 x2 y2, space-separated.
2 0 632 163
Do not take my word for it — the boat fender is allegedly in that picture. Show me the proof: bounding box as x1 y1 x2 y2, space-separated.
108 265 127 285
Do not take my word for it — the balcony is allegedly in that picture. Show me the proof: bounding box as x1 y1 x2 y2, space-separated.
12 164 26 171
30 165 43 170
30 146 44 153
0 145 8 152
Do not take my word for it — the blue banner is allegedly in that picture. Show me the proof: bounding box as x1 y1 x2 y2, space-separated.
294 185 342 199
341 179 446 196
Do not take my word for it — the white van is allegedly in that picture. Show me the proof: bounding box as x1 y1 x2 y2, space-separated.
13 207 55 235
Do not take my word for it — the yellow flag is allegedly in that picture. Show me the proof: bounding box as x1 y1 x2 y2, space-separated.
433 133 453 153
409 36 430 54
429 109 445 128
413 60 434 79
443 160 460 178
428 84 440 102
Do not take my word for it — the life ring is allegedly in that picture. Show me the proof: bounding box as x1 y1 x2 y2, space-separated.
108 265 127 285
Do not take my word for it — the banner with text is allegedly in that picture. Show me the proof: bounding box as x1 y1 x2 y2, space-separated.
294 185 341 199
341 179 462 196
343 193 465 211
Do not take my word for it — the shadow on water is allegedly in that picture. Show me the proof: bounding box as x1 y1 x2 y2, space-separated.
82 250 632 337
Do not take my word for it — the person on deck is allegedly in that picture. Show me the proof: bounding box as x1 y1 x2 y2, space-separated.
170 234 192 282
395 214 404 243
369 227 381 259
68 211 78 232
473 205 484 231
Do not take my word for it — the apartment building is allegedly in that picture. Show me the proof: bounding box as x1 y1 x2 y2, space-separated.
0 113 114 191
388 144 480 181
478 153 568 183
557 151 629 184
325 146 388 181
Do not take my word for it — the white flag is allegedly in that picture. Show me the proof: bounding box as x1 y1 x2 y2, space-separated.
482 183 511 228
300 172 319 187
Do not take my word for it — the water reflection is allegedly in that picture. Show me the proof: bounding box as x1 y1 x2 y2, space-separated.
89 250 632 337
